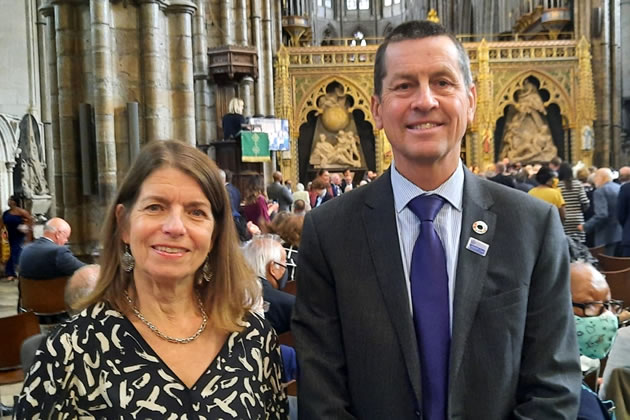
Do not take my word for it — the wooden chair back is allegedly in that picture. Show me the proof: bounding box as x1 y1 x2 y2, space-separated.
597 254 630 272
601 268 630 305
0 311 40 384
282 280 297 296
19 276 69 316
588 245 607 260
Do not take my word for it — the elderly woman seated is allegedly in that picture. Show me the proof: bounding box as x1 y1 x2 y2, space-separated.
15 140 287 418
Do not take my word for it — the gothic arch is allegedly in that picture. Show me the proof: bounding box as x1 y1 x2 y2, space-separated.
493 70 574 127
0 114 19 164
295 75 374 131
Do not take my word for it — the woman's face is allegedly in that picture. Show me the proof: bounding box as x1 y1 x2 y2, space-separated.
119 167 215 286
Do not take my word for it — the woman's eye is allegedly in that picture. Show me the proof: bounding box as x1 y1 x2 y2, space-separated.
191 209 207 218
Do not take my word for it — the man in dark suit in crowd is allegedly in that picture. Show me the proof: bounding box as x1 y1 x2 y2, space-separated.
489 162 516 188
292 20 580 419
580 168 622 256
617 166 630 256
19 217 85 279
267 171 294 212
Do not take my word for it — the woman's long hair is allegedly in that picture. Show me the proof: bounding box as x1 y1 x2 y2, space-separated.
78 140 259 332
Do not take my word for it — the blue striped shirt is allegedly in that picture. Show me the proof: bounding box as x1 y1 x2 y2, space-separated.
390 161 464 331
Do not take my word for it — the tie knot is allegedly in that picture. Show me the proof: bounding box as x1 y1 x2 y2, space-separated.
408 194 445 222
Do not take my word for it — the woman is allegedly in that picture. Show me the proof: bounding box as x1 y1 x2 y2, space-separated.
528 165 566 222
15 141 287 418
242 174 275 228
558 163 590 243
1 195 32 280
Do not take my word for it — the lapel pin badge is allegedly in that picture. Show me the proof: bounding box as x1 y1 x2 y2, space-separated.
472 221 488 235
466 237 489 257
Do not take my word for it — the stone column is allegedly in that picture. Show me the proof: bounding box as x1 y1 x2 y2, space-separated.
236 0 248 46
5 163 16 197
262 0 274 115
54 3 81 230
140 1 168 142
37 0 56 216
167 1 197 146
251 0 264 115
240 76 254 117
222 0 235 45
193 0 211 145
592 0 611 165
610 0 622 167
90 0 117 202
25 0 41 118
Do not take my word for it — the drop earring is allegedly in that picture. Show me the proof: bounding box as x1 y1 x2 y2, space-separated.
121 244 135 272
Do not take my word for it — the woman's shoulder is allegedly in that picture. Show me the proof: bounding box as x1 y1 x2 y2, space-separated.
48 302 125 339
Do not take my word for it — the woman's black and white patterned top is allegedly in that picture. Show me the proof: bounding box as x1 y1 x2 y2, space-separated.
15 302 288 419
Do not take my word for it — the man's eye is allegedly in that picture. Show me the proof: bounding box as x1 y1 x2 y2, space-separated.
436 80 452 88
145 204 162 212
395 83 410 90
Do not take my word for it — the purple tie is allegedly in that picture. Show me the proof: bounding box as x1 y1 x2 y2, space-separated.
408 194 450 420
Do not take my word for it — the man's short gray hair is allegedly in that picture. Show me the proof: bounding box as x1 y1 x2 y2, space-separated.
241 235 284 279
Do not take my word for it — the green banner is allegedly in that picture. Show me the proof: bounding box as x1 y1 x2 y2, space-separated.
241 131 270 162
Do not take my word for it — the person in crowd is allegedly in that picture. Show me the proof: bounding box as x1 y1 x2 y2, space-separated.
222 97 245 140
570 262 618 419
242 234 295 335
266 212 304 285
292 20 580 419
293 199 307 216
242 174 276 228
528 165 566 222
330 173 343 197
267 171 294 212
514 169 533 193
218 168 241 216
549 156 563 172
579 168 597 247
579 168 622 256
15 140 286 418
19 217 85 280
617 170 630 257
488 162 516 188
558 163 590 243
0 195 32 281
309 178 332 208
340 168 354 191
617 166 630 184
292 182 311 213
64 264 100 314
315 168 333 197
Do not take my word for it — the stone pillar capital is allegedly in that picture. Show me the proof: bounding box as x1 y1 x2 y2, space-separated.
165 0 196 15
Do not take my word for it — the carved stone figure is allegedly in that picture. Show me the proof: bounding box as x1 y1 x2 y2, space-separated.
500 81 557 163
309 130 363 168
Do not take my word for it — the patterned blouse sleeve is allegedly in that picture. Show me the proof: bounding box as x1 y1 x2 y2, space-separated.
14 328 80 418
253 314 289 419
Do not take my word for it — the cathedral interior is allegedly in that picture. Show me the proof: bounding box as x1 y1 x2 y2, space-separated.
0 0 629 257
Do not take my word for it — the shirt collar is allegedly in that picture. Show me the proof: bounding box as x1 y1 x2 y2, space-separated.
391 159 464 214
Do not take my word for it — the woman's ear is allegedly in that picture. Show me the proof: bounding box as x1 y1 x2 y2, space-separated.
116 204 130 243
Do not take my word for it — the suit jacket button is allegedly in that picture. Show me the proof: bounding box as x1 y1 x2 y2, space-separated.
415 410 421 417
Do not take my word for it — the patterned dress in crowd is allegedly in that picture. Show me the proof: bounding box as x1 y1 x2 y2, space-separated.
559 179 590 243
15 302 288 419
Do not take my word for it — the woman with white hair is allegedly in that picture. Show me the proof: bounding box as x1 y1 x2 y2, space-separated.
292 182 311 212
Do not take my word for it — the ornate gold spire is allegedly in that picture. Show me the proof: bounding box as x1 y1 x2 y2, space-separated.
427 8 440 23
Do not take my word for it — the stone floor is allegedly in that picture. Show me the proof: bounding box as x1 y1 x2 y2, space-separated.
0 278 21 418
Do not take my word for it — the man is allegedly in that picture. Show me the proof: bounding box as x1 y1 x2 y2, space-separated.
617 167 630 256
218 168 241 216
570 262 618 419
549 156 563 172
242 235 294 334
292 20 580 419
488 162 516 188
330 173 343 197
267 171 294 212
580 168 622 256
293 199 306 216
19 217 85 279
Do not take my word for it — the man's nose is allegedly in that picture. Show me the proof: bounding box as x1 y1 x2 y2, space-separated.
411 84 439 111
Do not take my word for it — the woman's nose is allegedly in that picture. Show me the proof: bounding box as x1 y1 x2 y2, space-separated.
162 209 186 235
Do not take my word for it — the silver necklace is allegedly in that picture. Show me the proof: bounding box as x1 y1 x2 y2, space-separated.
124 290 208 344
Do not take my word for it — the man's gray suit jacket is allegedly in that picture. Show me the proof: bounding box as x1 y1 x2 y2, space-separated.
267 182 294 212
292 167 581 419
584 181 622 247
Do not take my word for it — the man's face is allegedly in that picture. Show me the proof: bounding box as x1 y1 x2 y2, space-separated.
55 228 71 246
571 264 611 316
372 36 476 173
321 171 330 185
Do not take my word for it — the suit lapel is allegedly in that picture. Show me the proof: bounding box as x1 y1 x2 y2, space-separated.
449 170 496 386
362 171 423 401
